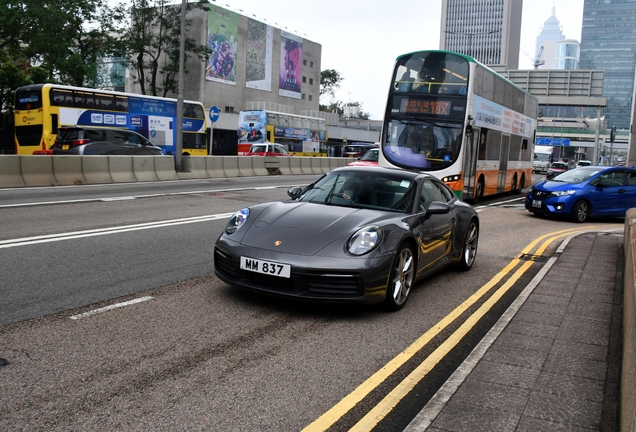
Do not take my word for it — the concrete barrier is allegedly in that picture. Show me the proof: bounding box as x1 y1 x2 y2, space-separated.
178 156 209 179
623 209 636 432
51 156 87 186
251 156 269 176
238 156 256 177
0 155 363 189
82 156 113 184
108 156 137 183
319 157 331 174
274 157 290 175
0 155 25 187
222 156 240 177
206 156 226 178
20 155 57 187
310 157 323 175
154 156 179 181
289 157 304 175
300 157 314 175
133 156 159 182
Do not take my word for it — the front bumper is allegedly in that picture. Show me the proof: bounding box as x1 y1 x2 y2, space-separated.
213 239 394 305
524 194 572 217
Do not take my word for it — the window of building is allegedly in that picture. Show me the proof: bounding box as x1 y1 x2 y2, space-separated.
310 61 314 68
302 76 307 83
302 94 306 99
303 59 307 66
309 78 313 85
308 95 313 101
225 106 234 113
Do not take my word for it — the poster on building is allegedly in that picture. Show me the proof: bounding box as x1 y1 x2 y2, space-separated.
206 6 238 85
246 19 273 91
279 31 302 99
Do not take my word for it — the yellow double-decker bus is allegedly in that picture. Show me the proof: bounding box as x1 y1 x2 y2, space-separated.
237 110 328 156
14 84 208 155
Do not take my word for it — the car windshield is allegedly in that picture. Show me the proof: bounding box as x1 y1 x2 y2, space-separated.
297 171 416 212
550 167 605 183
360 149 379 162
250 144 267 153
550 163 568 169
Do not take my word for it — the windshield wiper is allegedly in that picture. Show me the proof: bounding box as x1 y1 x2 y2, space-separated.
324 175 340 205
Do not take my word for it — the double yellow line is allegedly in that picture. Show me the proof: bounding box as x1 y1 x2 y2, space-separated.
303 226 595 432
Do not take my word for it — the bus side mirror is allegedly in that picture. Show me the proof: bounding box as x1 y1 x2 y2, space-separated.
465 125 473 138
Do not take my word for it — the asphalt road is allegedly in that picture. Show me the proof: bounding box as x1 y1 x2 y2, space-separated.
0 174 624 431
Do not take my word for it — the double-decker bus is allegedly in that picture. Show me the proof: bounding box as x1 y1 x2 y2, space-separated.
14 84 208 156
379 50 538 202
237 110 328 156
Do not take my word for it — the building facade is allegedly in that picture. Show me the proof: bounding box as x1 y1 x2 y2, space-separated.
126 4 325 154
439 0 523 69
579 0 636 130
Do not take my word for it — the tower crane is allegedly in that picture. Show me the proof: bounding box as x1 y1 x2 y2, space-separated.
533 46 545 69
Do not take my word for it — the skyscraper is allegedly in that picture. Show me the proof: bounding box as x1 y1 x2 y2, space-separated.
579 0 636 130
439 0 523 69
534 7 565 69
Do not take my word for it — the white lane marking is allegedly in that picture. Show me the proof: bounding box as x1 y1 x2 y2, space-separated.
0 213 235 249
70 296 154 320
0 184 302 208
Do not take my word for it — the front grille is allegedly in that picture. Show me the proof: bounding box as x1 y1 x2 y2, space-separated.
533 190 553 199
304 274 362 296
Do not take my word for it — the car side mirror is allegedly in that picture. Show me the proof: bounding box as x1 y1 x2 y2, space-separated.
425 201 451 215
287 186 304 200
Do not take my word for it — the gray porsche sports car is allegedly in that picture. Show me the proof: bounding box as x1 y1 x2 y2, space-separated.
214 166 479 310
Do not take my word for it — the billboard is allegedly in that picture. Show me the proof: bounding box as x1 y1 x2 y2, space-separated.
246 19 273 91
279 31 302 99
206 6 238 85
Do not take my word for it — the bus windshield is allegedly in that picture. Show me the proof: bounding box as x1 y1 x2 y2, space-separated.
384 119 463 170
393 51 469 95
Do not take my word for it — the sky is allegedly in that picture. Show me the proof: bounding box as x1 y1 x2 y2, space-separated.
217 0 585 120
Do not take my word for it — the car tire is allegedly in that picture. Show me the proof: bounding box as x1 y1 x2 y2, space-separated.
571 200 590 223
384 244 415 311
457 218 479 271
509 176 517 195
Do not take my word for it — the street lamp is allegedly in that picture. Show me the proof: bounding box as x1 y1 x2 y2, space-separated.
444 30 498 60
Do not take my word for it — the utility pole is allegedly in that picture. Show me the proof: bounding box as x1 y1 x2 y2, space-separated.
175 0 186 172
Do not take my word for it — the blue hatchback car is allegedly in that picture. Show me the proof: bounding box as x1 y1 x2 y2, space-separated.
525 166 636 222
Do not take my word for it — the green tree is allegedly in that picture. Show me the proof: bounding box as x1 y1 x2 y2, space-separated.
112 0 211 97
0 61 29 112
320 69 342 99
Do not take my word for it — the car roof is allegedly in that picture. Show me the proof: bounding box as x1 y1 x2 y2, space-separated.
332 165 429 180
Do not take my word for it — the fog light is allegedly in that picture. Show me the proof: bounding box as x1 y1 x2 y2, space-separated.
555 204 563 211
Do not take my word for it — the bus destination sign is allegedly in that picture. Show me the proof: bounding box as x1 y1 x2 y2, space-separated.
400 99 451 116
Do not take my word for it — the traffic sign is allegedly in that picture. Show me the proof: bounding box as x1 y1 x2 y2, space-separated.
209 105 220 123
535 137 570 146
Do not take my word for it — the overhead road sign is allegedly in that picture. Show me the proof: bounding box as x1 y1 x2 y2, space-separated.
535 137 570 146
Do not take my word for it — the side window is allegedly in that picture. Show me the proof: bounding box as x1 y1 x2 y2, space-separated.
126 133 141 144
419 179 446 211
627 171 636 186
598 170 624 187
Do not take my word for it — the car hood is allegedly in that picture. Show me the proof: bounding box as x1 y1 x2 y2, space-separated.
239 201 392 255
534 179 586 192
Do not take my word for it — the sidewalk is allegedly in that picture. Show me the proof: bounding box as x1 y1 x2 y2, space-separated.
405 231 623 431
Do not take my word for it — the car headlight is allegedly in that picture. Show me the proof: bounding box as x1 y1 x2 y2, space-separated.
553 190 576 196
347 225 383 256
226 208 249 234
